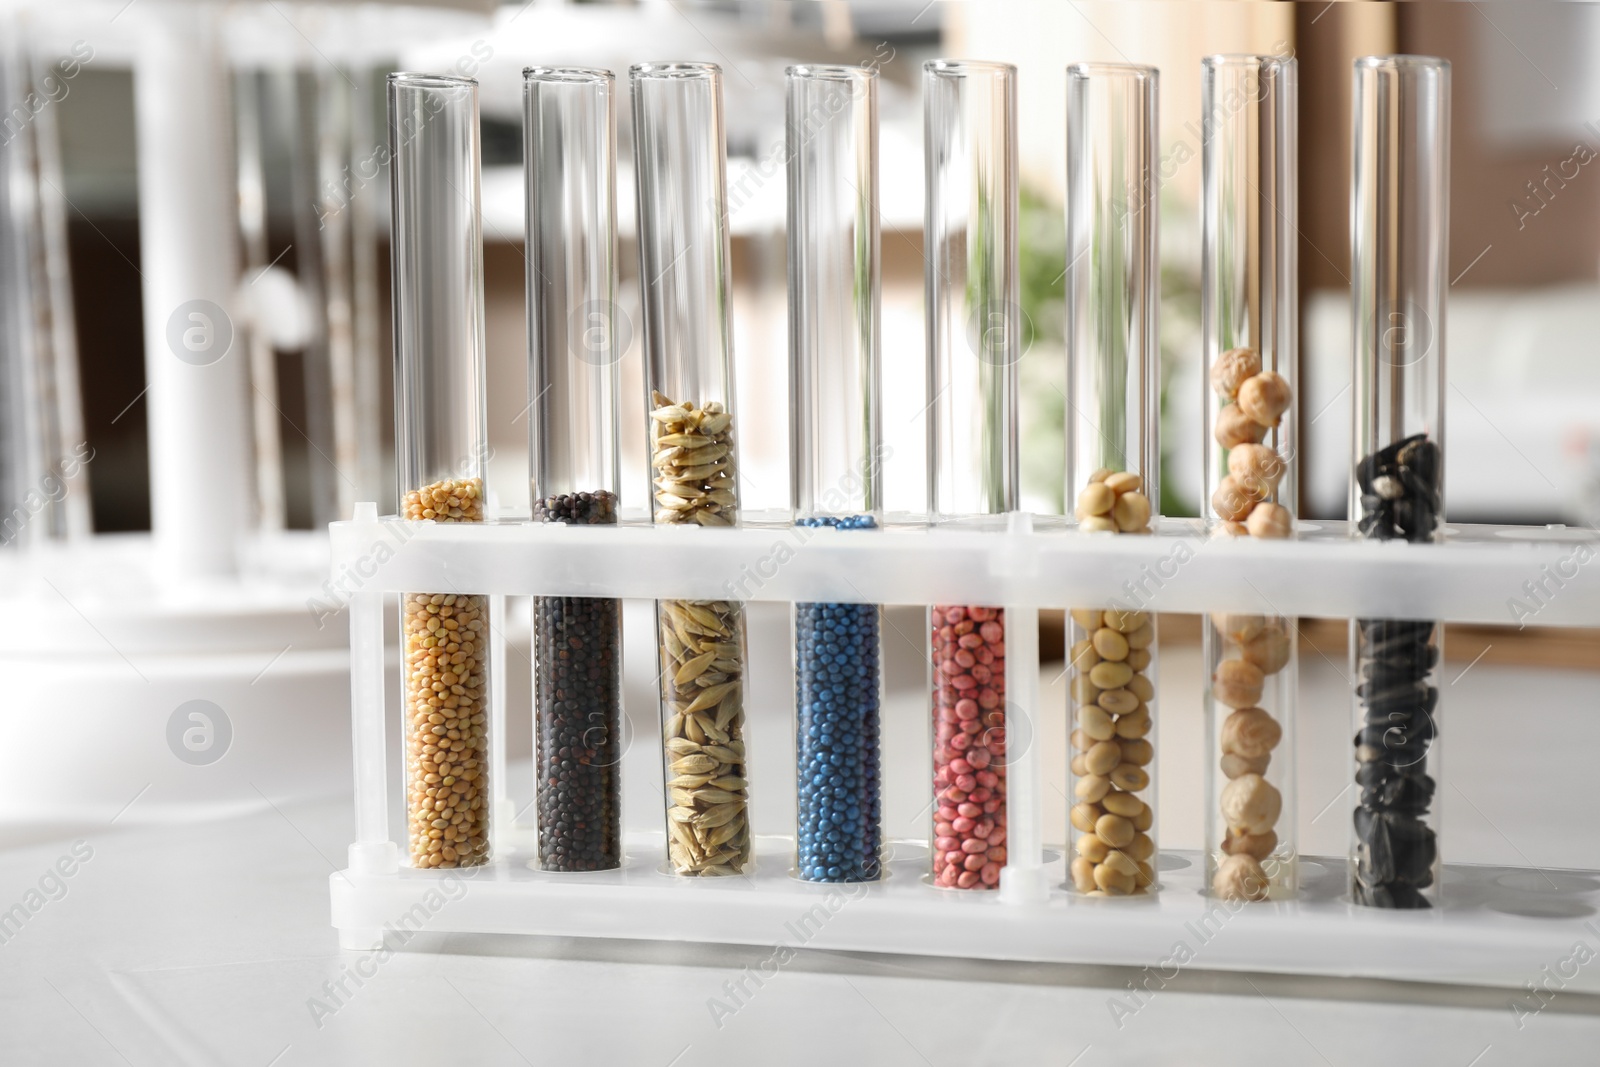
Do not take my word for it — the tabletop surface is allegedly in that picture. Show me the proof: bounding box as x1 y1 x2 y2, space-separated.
2 795 1598 1067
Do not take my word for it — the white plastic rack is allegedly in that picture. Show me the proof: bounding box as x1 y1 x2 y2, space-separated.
329 503 1600 991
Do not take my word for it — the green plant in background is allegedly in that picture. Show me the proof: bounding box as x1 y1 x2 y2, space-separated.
1016 185 1201 518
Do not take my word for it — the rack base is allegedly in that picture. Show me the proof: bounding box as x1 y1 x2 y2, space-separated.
330 836 1600 993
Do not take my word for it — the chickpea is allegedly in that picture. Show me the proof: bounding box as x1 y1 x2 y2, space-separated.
1211 613 1265 645
1211 520 1249 539
1238 370 1292 428
1081 515 1117 533
1246 502 1293 540
1210 346 1261 400
1213 853 1270 901
1222 828 1278 860
1220 706 1282 759
1220 751 1270 779
1220 773 1282 836
1242 624 1291 675
1227 442 1285 495
1214 402 1268 449
1211 475 1259 523
1213 658 1265 708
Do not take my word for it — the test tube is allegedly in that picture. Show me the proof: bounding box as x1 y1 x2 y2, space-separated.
1064 63 1159 897
632 62 751 877
1200 55 1299 901
388 73 490 869
525 67 623 872
1349 56 1449 909
924 60 1018 891
787 64 883 883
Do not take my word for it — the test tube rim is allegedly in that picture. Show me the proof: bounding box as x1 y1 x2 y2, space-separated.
924 58 1016 79
787 63 876 83
1354 54 1451 74
1066 61 1157 82
387 71 478 90
1202 53 1296 72
524 65 615 85
629 61 722 81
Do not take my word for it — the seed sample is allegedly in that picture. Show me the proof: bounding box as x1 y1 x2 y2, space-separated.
1074 469 1152 533
1355 433 1440 543
1208 348 1293 542
1351 618 1439 908
660 598 750 876
401 478 490 869
650 391 736 527
1067 608 1156 896
1208 614 1293 900
533 490 622 872
795 515 882 882
1352 436 1442 908
931 605 1007 890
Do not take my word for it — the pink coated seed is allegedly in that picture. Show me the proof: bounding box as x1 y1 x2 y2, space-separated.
932 606 1007 890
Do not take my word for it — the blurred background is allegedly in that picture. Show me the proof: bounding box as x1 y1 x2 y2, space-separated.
15 0 1600 536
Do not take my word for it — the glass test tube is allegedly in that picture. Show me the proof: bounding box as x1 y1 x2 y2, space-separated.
1064 64 1160 897
1200 55 1299 901
787 65 884 883
1349 56 1449 909
923 60 1018 891
525 67 623 872
388 73 490 869
632 62 751 877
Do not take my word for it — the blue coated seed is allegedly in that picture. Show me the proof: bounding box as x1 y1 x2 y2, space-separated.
794 515 882 883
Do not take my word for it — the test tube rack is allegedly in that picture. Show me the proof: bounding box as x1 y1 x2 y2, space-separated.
329 503 1600 992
